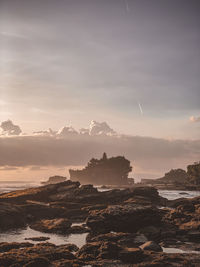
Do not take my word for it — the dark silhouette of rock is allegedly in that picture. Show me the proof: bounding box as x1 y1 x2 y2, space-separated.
41 175 66 185
140 241 162 252
187 161 200 185
141 168 188 186
69 153 132 185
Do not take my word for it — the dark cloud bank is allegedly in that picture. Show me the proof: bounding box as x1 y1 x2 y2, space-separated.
0 134 199 178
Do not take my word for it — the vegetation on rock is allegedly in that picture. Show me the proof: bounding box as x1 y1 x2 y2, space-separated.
69 153 132 185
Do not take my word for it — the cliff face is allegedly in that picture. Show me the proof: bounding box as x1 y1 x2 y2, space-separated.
141 169 189 185
69 153 132 185
187 162 200 185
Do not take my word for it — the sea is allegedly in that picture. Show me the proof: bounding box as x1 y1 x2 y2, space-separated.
0 181 200 250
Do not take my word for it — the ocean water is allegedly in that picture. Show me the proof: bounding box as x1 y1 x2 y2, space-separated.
0 181 40 194
1 181 200 200
158 190 200 200
0 227 87 247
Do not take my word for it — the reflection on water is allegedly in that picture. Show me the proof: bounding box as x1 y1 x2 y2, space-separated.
0 227 87 248
158 190 200 200
0 181 40 194
162 247 200 254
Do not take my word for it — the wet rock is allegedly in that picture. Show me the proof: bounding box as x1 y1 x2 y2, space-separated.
0 242 77 266
0 242 33 252
119 247 144 263
187 230 200 242
0 181 80 203
76 242 102 261
140 241 162 252
177 203 195 213
77 238 146 264
61 243 79 252
87 232 148 247
130 186 160 199
86 204 162 234
23 257 50 267
0 203 26 230
136 252 200 267
180 220 200 231
77 184 98 195
98 241 120 259
30 218 71 234
69 225 90 234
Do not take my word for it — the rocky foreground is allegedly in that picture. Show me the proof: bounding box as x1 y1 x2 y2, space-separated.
0 181 200 266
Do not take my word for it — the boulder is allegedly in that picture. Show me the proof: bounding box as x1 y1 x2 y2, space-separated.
30 218 71 234
0 203 26 230
69 225 89 234
0 242 77 266
98 241 120 259
140 241 162 252
86 204 162 234
76 242 102 261
86 232 148 247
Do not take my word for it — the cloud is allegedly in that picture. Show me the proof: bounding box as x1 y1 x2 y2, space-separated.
0 120 22 136
0 133 199 179
0 100 7 106
28 166 48 171
57 126 78 137
0 120 199 179
0 31 26 39
0 166 19 171
190 116 200 123
33 128 56 137
33 121 117 137
89 120 116 136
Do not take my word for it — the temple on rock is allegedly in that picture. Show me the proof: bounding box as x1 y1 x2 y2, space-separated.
69 153 133 185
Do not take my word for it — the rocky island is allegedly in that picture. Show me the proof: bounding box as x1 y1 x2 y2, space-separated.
41 176 67 185
141 161 200 191
69 153 133 185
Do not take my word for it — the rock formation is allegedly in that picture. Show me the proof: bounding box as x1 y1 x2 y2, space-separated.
69 153 132 185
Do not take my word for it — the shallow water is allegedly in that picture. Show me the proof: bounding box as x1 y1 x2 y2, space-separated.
0 227 87 248
162 247 200 254
158 190 200 200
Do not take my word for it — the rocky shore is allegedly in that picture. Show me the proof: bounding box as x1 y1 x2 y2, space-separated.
0 180 200 266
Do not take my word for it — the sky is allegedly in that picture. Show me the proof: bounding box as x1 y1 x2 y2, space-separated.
0 0 200 181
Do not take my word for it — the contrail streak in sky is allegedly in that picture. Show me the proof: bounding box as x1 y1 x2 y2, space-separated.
124 0 130 13
138 101 143 115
